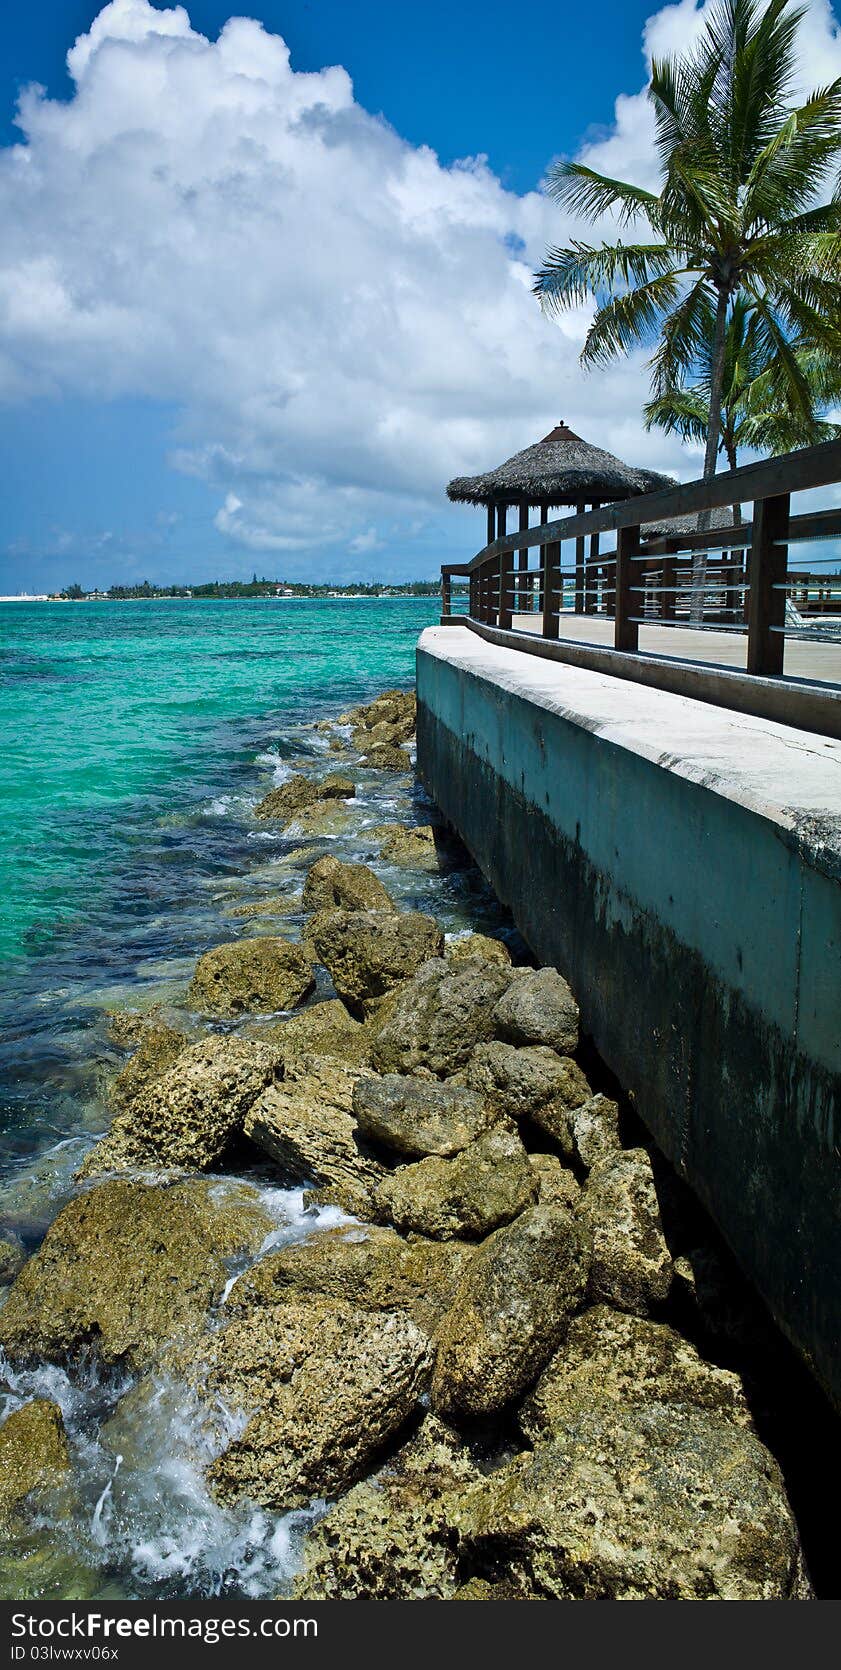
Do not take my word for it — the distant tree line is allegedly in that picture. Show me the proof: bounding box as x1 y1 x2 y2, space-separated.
59 577 469 601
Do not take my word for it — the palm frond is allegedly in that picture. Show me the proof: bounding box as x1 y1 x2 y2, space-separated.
542 162 660 228
533 241 678 313
580 273 683 368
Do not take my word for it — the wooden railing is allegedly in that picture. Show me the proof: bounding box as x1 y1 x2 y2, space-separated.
440 439 841 723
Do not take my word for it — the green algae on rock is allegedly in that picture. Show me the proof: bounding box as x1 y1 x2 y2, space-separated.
0 1399 70 1529
186 937 315 1018
256 997 373 1068
0 1177 272 1371
374 1123 537 1242
108 1021 192 1113
376 824 448 872
431 1204 591 1418
79 1035 280 1177
464 1041 590 1125
310 909 443 1010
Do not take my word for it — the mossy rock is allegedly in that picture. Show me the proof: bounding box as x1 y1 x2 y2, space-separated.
301 856 394 915
186 937 315 1018
0 1400 70 1528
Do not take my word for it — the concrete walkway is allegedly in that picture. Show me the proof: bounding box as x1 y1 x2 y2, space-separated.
509 610 841 686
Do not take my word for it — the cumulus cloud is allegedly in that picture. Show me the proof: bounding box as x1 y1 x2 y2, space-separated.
1 0 839 571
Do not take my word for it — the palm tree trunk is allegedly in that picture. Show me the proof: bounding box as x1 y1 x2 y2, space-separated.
691 285 729 623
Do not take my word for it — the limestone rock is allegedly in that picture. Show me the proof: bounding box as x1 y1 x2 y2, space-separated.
456 1401 804 1599
539 1093 621 1170
227 895 300 919
465 1041 590 1125
362 743 413 771
529 1154 581 1211
288 799 356 836
341 689 416 732
311 910 443 1009
200 1298 431 1510
371 959 516 1078
302 856 393 915
431 1205 591 1417
227 1222 473 1340
352 1073 494 1158
581 1148 674 1315
445 934 512 967
521 1306 753 1441
0 1178 270 1371
78 1036 279 1177
257 999 372 1068
244 1054 385 1216
375 1123 536 1241
186 938 315 1018
254 773 354 822
0 1400 71 1527
377 824 447 872
493 967 579 1054
294 1416 477 1599
109 1022 191 1112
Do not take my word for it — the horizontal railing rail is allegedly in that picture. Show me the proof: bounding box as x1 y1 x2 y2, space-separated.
440 439 841 726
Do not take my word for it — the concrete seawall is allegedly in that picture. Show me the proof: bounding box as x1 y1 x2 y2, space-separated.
416 624 841 1407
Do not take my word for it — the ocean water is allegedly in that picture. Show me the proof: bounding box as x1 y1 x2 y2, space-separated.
0 596 519 1599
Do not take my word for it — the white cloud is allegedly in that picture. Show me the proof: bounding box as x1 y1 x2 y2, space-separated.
1 0 840 569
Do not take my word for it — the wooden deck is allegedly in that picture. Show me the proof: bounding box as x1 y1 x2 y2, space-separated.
510 611 841 686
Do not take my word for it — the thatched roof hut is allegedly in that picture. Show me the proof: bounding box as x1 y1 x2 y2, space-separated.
446 421 674 510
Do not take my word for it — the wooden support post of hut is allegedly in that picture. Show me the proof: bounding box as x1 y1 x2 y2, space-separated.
446 423 672 634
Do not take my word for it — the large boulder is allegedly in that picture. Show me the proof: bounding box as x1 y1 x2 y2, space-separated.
352 1074 495 1158
256 999 372 1068
294 1416 478 1600
446 934 512 968
244 1054 385 1216
520 1305 753 1441
361 743 412 772
431 1205 591 1418
0 1178 272 1371
186 938 315 1018
464 1041 589 1125
228 1223 474 1341
374 1124 536 1242
78 1036 279 1177
301 856 393 915
455 1401 805 1599
0 1234 25 1285
493 968 579 1054
371 959 516 1078
529 1154 581 1211
0 1400 71 1529
310 911 443 1010
581 1148 674 1315
254 773 354 822
198 1297 431 1510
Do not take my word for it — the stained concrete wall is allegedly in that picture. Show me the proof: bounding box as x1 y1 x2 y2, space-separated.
416 625 841 1407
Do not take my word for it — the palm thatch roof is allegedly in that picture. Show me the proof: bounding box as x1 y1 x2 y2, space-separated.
446 421 675 508
640 505 740 541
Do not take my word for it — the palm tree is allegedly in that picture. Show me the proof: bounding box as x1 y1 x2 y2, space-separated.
534 0 841 517
644 295 841 483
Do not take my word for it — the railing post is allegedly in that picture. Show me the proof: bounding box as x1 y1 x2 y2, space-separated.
574 499 586 614
585 530 600 613
542 540 561 639
441 569 451 621
497 505 511 629
661 552 677 622
615 524 640 652
518 502 529 612
747 493 789 675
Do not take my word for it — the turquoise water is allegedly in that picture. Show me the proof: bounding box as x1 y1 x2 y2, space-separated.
0 598 438 963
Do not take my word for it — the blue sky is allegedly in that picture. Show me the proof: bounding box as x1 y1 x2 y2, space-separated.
1 0 840 590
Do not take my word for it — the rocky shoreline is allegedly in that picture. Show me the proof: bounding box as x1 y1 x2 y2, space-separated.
0 688 820 1599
